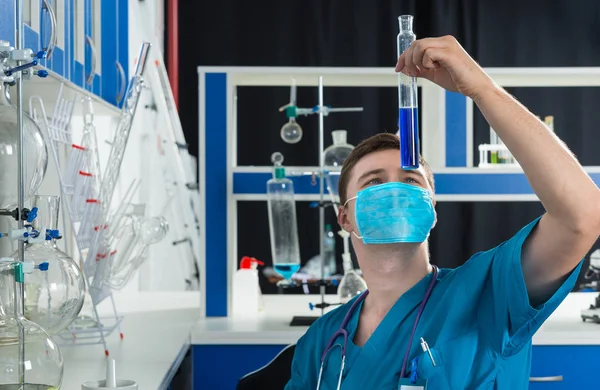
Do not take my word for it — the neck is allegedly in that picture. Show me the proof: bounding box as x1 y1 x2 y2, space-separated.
354 240 432 318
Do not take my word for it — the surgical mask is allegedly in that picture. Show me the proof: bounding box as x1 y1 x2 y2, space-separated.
343 182 435 244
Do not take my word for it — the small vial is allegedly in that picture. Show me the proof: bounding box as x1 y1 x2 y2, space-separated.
397 15 419 170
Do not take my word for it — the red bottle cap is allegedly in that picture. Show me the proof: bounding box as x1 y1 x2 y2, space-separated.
240 256 264 269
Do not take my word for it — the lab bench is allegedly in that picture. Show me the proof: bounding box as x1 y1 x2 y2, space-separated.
191 293 600 390
61 292 201 390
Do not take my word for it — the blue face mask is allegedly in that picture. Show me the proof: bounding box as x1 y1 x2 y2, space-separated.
344 182 436 244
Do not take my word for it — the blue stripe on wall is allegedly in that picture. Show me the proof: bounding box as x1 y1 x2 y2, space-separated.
205 73 228 317
445 91 467 167
101 0 117 105
0 0 15 44
233 172 600 196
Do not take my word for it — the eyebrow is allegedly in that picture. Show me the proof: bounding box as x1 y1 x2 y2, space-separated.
356 167 426 184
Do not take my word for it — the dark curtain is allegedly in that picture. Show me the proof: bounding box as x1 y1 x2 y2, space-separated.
174 0 600 293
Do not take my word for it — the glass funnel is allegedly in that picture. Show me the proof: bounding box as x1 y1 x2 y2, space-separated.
0 261 64 389
323 130 354 168
0 83 48 210
10 195 86 334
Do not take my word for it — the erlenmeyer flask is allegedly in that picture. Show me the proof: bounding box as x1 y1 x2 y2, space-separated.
323 130 354 168
0 83 48 210
10 195 86 334
337 254 367 304
0 260 64 389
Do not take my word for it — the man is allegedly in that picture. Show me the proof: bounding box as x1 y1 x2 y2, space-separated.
284 36 600 389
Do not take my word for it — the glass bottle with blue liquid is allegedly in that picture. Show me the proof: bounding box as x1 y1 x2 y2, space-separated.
267 152 301 282
397 15 420 170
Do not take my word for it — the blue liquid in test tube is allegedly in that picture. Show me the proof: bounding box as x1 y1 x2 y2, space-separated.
397 15 420 170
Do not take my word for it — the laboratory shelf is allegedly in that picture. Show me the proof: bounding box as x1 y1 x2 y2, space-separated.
231 166 600 202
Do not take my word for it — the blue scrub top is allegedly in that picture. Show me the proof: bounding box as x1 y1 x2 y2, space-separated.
285 217 583 389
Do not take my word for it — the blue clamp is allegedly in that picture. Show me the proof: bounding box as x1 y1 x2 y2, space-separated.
331 279 339 287
4 60 38 77
38 262 49 271
308 302 315 311
36 70 48 78
35 51 47 59
27 207 38 223
46 229 61 240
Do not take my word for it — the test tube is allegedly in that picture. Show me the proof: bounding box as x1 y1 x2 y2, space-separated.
489 128 498 164
544 116 554 132
397 15 419 170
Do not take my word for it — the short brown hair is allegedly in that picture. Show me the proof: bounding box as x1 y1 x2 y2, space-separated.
338 133 435 205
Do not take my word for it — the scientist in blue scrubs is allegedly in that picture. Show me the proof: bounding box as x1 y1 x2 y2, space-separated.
285 35 600 389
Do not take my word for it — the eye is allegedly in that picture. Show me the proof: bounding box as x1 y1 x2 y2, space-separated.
367 177 383 186
404 177 418 184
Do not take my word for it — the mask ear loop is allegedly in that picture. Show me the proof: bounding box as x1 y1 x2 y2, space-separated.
342 196 363 239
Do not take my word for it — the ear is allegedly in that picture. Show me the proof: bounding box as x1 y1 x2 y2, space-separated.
338 205 354 233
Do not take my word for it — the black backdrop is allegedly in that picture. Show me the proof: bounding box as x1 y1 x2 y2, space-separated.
173 0 600 293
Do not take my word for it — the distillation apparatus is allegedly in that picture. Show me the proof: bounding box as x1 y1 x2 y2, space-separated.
273 78 367 322
0 0 73 387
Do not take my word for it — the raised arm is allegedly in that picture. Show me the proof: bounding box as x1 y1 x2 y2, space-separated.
396 36 600 304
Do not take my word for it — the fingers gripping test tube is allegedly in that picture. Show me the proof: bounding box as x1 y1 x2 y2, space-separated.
397 15 420 170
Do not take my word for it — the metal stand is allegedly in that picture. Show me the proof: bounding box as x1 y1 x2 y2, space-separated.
278 77 363 325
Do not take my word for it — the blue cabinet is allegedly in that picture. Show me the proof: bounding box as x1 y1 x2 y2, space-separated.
529 345 599 389
101 0 128 107
0 0 128 107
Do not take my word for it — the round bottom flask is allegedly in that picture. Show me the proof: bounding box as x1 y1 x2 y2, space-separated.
0 317 64 389
10 196 86 334
0 262 63 389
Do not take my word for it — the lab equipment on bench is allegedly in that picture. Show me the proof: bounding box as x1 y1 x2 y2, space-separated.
0 82 48 211
581 249 600 323
337 229 367 304
267 152 301 282
397 15 420 170
81 358 138 390
324 130 354 168
0 258 63 389
232 256 264 317
277 78 363 324
9 195 85 335
316 266 439 390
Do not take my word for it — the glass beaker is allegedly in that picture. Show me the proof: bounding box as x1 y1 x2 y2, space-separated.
0 261 64 389
10 195 86 334
323 130 354 168
0 83 48 210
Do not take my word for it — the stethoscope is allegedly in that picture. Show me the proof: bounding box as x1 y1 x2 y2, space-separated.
316 266 439 390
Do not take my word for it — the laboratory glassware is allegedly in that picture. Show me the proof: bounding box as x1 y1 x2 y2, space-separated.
138 216 169 245
323 224 336 277
280 79 303 144
337 255 367 304
267 152 301 281
9 195 85 334
323 130 354 167
280 117 303 144
0 260 64 389
397 15 420 170
0 83 48 210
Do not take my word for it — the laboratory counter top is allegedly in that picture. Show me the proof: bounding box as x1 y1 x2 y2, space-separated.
191 292 600 346
61 292 201 390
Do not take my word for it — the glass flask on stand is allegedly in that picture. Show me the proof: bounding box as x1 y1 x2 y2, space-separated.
10 195 86 334
0 259 64 389
0 82 48 210
267 152 301 283
337 231 367 304
323 130 354 168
